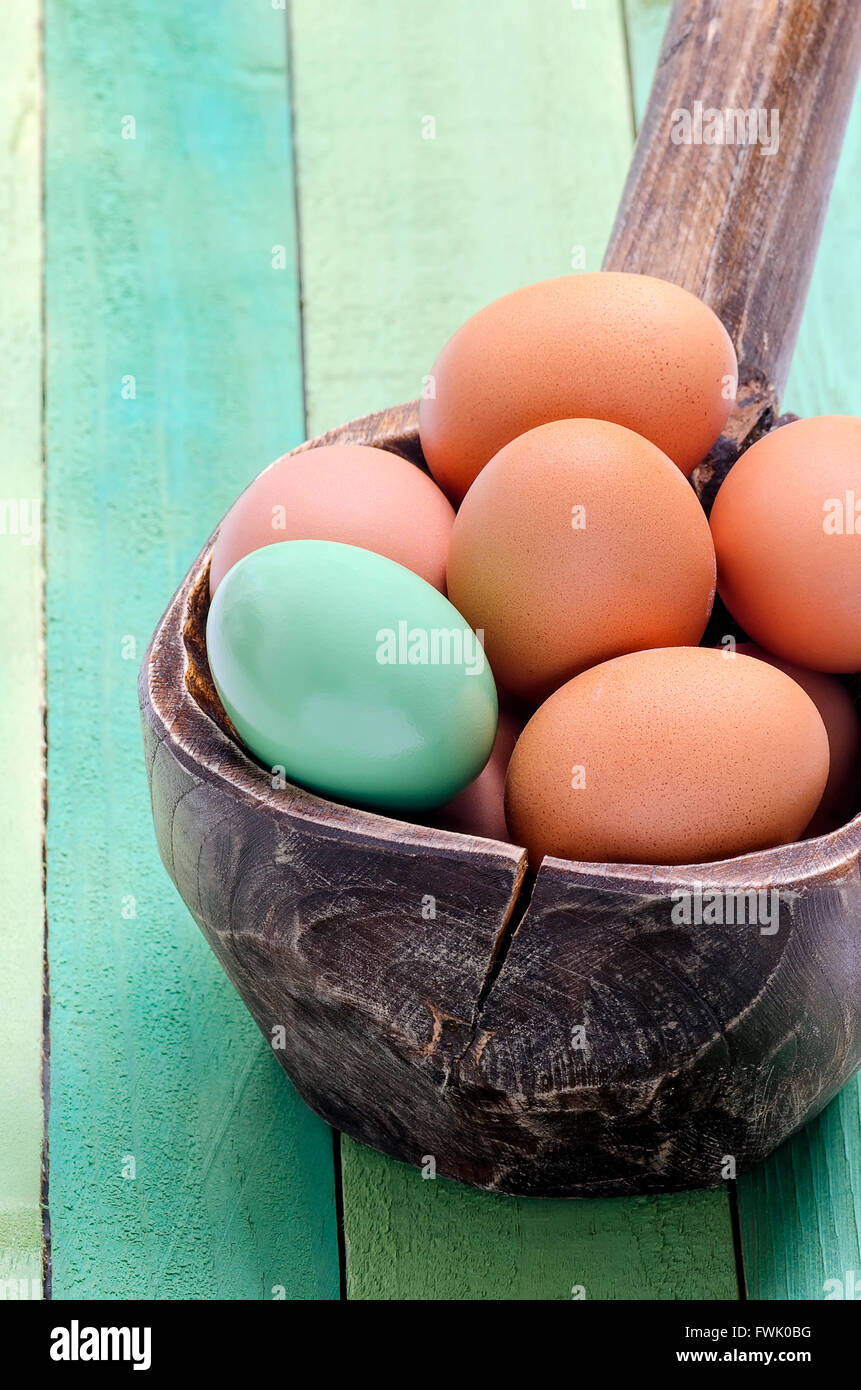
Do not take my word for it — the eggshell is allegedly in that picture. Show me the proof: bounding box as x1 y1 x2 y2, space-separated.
207 541 498 810
724 642 859 836
504 647 830 868
446 418 716 702
420 272 737 501
429 711 523 842
710 416 861 672
210 443 455 595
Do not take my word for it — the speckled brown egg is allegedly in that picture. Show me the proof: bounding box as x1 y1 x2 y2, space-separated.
446 418 716 703
419 272 737 502
210 443 455 595
728 642 859 836
710 416 861 672
504 647 830 868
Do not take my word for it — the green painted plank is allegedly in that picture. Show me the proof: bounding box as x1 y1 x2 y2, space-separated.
625 0 861 1303
291 0 634 433
0 0 45 1297
291 0 737 1299
344 1143 737 1301
44 0 339 1298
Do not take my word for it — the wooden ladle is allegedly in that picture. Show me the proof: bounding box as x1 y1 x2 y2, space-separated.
140 0 861 1196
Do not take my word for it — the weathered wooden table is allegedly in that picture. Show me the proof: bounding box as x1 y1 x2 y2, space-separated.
1 0 858 1300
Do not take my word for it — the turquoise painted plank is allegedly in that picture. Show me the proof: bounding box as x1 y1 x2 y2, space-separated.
740 1085 860 1301
291 0 737 1300
626 0 861 1302
0 0 45 1297
622 0 667 123
44 0 339 1298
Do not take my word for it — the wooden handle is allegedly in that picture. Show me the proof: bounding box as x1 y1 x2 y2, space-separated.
604 0 861 435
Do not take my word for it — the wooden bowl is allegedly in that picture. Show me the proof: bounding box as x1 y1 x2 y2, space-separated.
139 0 861 1196
140 395 860 1197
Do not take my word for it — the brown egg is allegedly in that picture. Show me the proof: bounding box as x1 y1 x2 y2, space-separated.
722 642 859 835
210 444 455 595
419 272 737 502
710 416 861 672
446 419 716 703
429 711 523 842
504 647 830 868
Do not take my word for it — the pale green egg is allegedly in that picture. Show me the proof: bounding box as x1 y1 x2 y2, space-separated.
206 540 498 810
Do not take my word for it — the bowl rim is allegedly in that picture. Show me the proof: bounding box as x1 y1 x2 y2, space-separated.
141 399 861 896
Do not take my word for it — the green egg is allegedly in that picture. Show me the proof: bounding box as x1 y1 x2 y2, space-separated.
206 540 498 810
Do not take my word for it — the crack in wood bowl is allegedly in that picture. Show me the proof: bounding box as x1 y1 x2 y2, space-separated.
140 397 860 1197
139 0 861 1195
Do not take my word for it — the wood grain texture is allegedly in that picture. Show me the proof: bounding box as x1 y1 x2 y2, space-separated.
44 0 339 1298
131 0 856 1295
610 0 861 507
0 0 45 1295
734 64 861 1310
286 0 737 1296
609 0 861 403
467 847 859 1196
143 409 859 1199
626 0 861 1307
